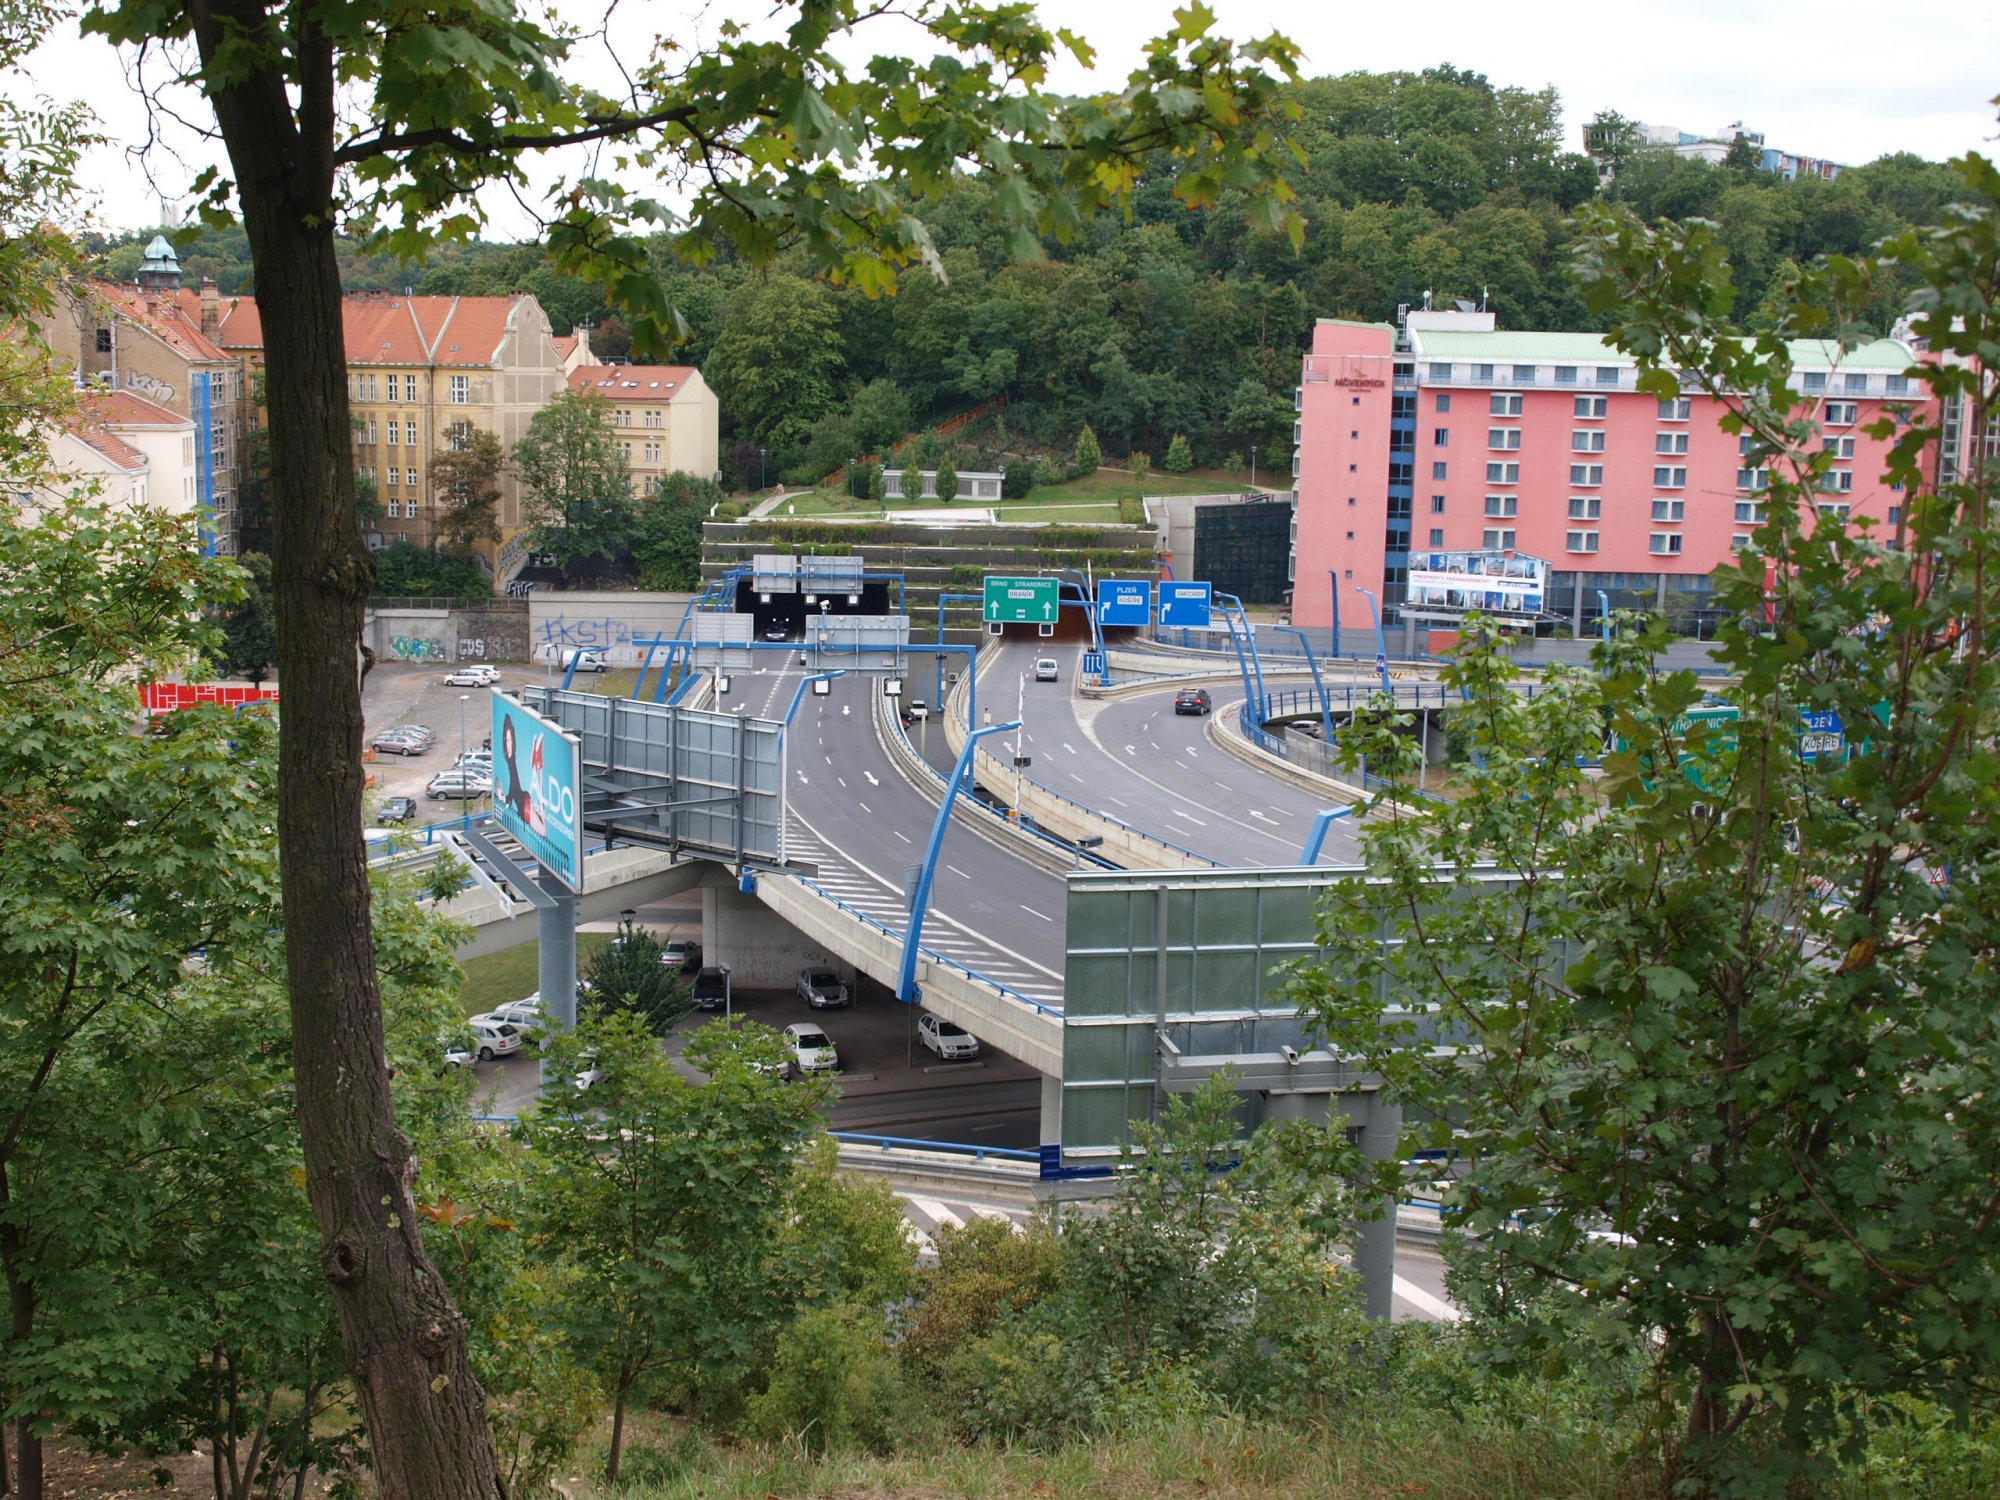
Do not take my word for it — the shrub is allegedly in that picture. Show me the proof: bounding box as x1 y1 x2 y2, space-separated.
1118 497 1146 526
1129 450 1151 485
934 457 958 504
746 1305 909 1455
1073 423 1101 476
1033 454 1065 488
1163 433 1193 473
1001 461 1034 499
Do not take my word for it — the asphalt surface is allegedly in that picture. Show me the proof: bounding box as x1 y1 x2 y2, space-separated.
977 639 1370 867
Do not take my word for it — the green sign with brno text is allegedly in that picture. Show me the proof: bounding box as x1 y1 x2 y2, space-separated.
982 575 1059 625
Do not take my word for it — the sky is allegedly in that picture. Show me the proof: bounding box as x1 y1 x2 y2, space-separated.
22 0 2000 239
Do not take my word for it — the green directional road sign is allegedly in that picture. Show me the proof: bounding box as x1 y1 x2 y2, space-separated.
982 575 1059 625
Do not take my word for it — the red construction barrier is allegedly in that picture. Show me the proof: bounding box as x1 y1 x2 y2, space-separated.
140 682 281 713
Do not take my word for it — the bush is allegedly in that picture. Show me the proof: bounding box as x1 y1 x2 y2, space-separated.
1001 461 1034 500
1118 497 1145 526
1163 433 1193 474
899 1214 1064 1374
746 1305 910 1455
1073 423 1101 477
934 457 958 504
372 540 490 600
1033 454 1066 488
1129 450 1151 485
950 1326 1104 1448
580 920 690 1034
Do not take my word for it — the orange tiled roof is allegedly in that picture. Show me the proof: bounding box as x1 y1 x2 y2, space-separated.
81 389 191 428
567 365 699 402
170 288 264 351
61 416 148 471
86 282 231 364
552 335 576 358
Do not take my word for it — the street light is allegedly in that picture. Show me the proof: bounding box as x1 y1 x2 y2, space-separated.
758 446 767 490
1248 443 1258 493
457 693 470 801
1354 584 1391 697
898 720 1021 1004
1328 569 1343 661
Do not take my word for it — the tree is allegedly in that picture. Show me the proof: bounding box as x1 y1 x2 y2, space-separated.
1128 450 1151 484
899 459 924 504
865 462 887 506
522 1015 820 1484
1286 157 2000 1494
847 377 913 456
631 471 724 592
428 422 506 552
1163 432 1194 472
1072 422 1101 476
729 439 765 494
76 0 1309 1487
933 455 958 503
216 549 278 682
580 916 691 1035
512 391 634 578
703 276 845 453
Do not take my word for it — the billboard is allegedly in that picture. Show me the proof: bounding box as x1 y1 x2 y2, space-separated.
491 692 585 892
1405 550 1549 616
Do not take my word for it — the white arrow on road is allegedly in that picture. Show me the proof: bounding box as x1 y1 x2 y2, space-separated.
1250 810 1276 823
864 772 879 787
1062 742 1076 755
1124 745 1137 756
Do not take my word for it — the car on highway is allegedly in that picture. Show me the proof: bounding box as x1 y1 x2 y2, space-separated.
1034 657 1060 682
443 664 500 686
662 938 702 972
918 1013 980 1060
783 1023 839 1075
377 795 417 823
764 625 789 642
426 769 493 800
468 1019 522 1060
795 967 849 1009
901 699 928 724
691 966 730 1011
1173 687 1213 716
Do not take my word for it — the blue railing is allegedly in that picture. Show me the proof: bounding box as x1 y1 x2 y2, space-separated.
785 872 1062 1018
832 1131 1039 1163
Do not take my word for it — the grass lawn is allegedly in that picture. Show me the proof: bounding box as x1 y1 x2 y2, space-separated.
765 466 1250 522
458 932 615 1015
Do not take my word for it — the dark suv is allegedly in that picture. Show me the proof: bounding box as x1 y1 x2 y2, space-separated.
691 967 730 1011
1173 687 1213 716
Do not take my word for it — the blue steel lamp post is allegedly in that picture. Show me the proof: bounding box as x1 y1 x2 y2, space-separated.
897 720 1021 1004
1354 584 1391 697
1271 626 1335 744
1328 568 1342 660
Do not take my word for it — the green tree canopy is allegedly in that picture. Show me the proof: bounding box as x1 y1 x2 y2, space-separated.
512 391 634 579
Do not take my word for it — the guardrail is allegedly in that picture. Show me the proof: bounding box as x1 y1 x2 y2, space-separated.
832 1131 1039 1164
784 871 1063 1019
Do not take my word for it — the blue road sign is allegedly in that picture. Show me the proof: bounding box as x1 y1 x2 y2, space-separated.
1082 651 1105 676
1799 708 1845 762
1159 580 1213 629
1096 578 1152 627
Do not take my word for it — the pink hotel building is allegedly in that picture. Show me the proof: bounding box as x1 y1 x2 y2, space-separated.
1290 310 1928 636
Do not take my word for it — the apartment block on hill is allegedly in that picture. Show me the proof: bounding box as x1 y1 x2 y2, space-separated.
566 363 720 496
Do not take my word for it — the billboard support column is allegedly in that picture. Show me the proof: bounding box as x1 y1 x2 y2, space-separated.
1355 1090 1404 1322
535 873 578 1098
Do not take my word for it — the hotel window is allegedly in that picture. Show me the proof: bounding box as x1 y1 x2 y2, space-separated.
1511 364 1536 382
1886 376 1909 396
1596 366 1620 386
1844 372 1868 393
1652 498 1685 522
1566 530 1599 553
1574 396 1607 418
1430 495 1446 514
1429 528 1445 546
1435 393 1452 413
1572 430 1606 452
1656 432 1690 454
1823 435 1855 458
1819 501 1852 519
1571 463 1604 485
1432 462 1448 480
1568 496 1600 520
1483 528 1516 550
1650 533 1684 555
1803 371 1827 392
1658 397 1692 421
1473 363 1494 381
1825 402 1857 426
1490 393 1522 416
448 375 468 404
1654 465 1687 488
1735 502 1765 524
1427 363 1453 381
1484 494 1518 517
1736 468 1768 491
1733 533 1752 548
1486 461 1519 484
1828 470 1854 493
1434 428 1449 447
1554 365 1578 385
1488 428 1521 449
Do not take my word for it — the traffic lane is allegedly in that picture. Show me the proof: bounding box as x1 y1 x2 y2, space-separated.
980 640 1364 868
790 676 1068 996
1087 689 1366 866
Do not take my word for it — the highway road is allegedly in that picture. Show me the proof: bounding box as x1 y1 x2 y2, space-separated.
976 637 1369 867
731 662 1070 1010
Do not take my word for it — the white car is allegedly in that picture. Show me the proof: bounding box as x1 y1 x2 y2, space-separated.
478 996 543 1029
918 1013 980 1060
1034 658 1060 682
541 647 606 672
443 665 500 686
782 1023 839 1075
468 1019 522 1060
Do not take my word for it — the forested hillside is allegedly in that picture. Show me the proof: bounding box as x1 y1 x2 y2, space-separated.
89 67 1960 485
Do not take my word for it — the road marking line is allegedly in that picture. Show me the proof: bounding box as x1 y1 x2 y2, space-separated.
1170 809 1208 825
946 864 970 879
864 772 879 786
1020 905 1051 922
837 777 847 788
1395 1277 1461 1322
857 802 871 814
1250 810 1275 823
893 830 912 843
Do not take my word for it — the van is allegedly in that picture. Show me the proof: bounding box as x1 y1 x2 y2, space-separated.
536 645 608 672
1034 658 1059 682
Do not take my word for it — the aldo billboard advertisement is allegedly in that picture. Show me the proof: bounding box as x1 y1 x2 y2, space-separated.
490 692 584 892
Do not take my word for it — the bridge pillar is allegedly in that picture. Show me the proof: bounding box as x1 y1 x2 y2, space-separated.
703 882 855 992
1038 1071 1062 1148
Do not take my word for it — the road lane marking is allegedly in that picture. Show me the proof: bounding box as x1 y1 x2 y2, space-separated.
1170 809 1208 825
893 830 911 843
1020 905 1051 922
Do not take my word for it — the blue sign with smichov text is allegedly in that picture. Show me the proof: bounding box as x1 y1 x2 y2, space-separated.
1158 580 1213 629
1096 578 1152 627
491 691 585 892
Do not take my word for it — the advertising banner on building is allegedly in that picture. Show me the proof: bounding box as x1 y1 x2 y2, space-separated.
490 692 584 892
1405 550 1549 616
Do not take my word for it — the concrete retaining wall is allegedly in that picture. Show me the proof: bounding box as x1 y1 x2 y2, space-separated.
527 591 699 665
365 603 532 664
702 883 858 992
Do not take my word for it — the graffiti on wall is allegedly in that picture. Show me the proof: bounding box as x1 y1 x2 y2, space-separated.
126 371 177 404
458 638 487 660
389 635 444 661
533 616 664 665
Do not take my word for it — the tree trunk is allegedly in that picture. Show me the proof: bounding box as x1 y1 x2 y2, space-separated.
605 1371 632 1488
4 1204 40 1500
184 4 502 1495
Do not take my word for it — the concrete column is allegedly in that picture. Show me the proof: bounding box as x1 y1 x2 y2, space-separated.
1657 572 1668 611
1402 611 1416 655
535 869 578 1097
1355 1089 1405 1322
1571 579 1584 636
1039 1071 1063 1148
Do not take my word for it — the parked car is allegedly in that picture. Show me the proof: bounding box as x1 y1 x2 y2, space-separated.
456 750 493 773
426 769 493 800
443 1039 474 1068
795 968 850 1009
443 665 500 686
691 966 730 1011
567 1051 605 1092
479 996 544 1029
1173 687 1213 716
548 648 607 672
783 1023 840 1075
390 723 438 742
662 938 702 973
1034 657 1060 682
372 732 431 756
918 1013 981 1060
468 1020 522 1060
377 795 417 824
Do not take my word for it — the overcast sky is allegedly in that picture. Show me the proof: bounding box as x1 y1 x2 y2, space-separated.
25 0 2000 239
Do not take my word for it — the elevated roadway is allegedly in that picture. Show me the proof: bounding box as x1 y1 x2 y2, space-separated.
972 637 1370 867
